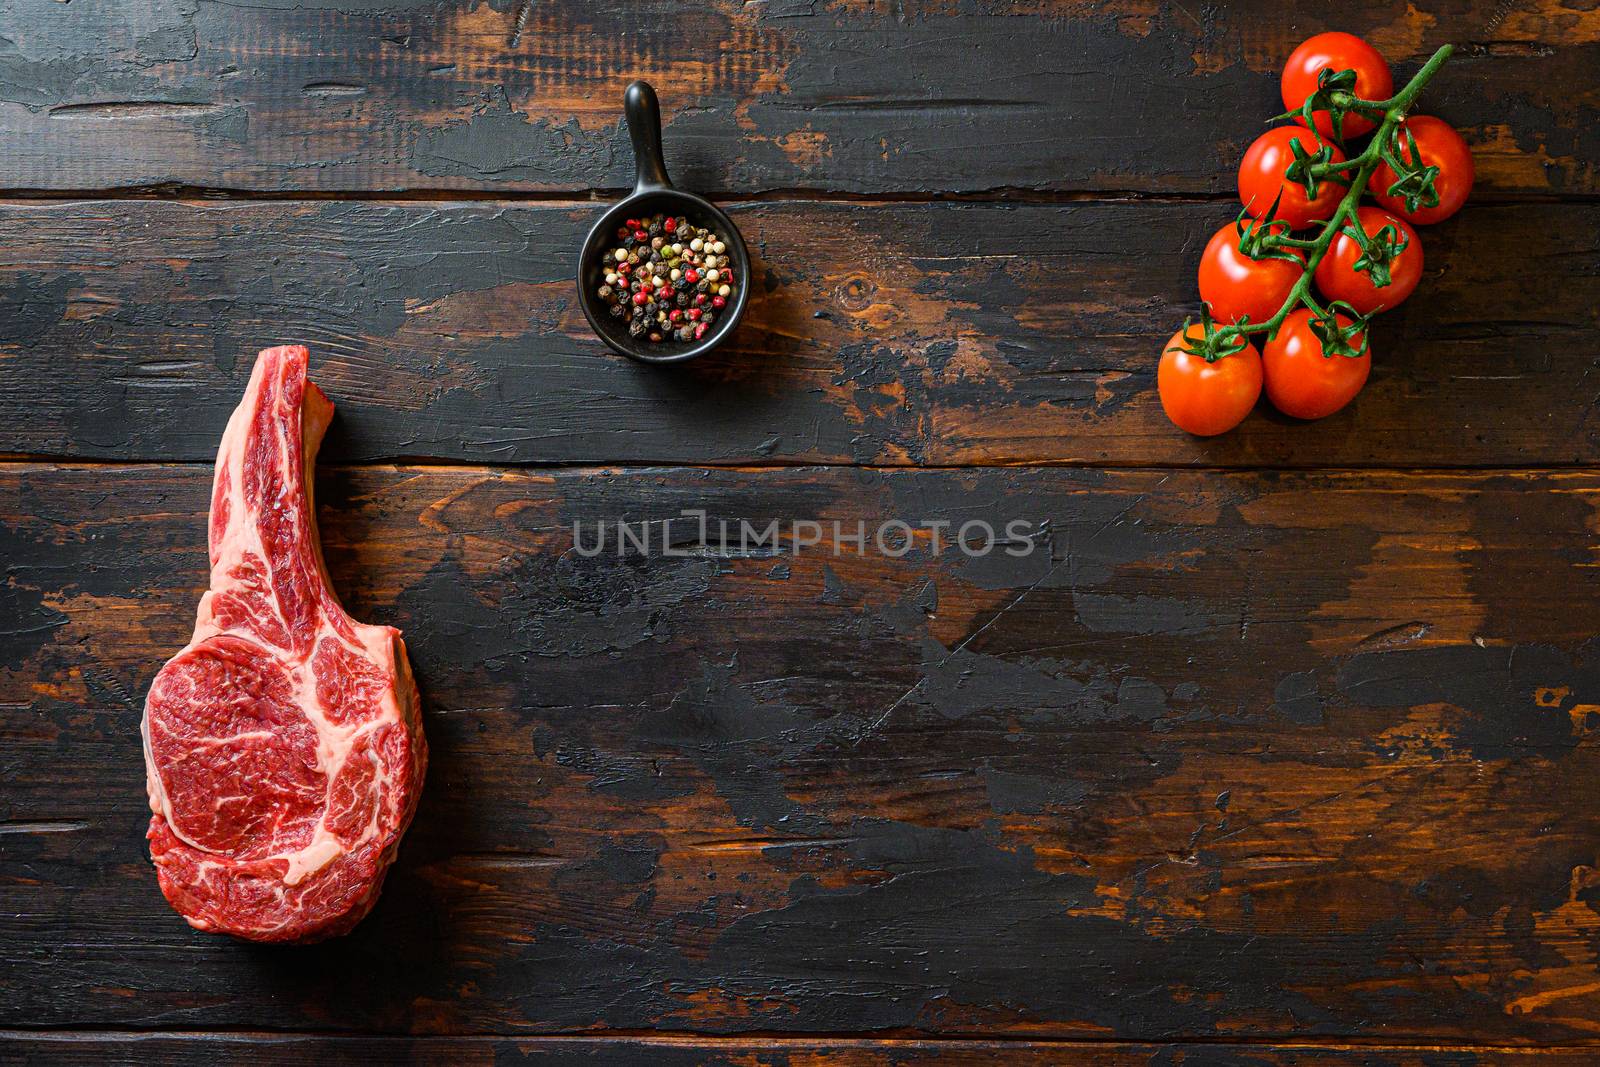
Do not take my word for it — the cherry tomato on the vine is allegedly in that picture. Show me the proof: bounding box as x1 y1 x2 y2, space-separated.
1263 308 1369 420
1239 127 1347 230
1372 115 1474 225
1313 206 1423 315
1158 323 1263 437
1198 224 1306 326
1281 32 1393 141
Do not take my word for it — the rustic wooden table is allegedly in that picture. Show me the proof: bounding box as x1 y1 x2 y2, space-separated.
3 2 1599 1064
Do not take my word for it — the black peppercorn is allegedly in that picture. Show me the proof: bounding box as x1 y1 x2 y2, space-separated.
609 303 625 319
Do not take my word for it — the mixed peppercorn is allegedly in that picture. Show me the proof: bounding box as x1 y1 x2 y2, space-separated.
596 213 736 344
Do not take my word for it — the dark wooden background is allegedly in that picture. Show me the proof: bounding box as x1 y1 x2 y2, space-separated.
3 1 1599 1064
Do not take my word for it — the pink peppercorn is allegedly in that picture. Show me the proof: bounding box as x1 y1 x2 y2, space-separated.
712 295 726 309
632 291 648 306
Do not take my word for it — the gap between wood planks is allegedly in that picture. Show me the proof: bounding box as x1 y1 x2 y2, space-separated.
3 1029 1600 1052
0 185 1594 206
6 455 1600 475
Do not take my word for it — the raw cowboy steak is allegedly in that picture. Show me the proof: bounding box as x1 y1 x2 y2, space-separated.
142 345 426 942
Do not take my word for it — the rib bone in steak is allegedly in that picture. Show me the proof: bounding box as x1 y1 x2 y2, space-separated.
142 345 426 942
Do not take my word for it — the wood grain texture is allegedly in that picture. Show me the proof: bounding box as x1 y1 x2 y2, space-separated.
4 1034 1599 1066
7 462 1600 1041
3 0 1596 1052
0 1 1591 197
1 199 1594 468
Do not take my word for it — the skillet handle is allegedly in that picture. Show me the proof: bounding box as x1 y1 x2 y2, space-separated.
625 80 671 193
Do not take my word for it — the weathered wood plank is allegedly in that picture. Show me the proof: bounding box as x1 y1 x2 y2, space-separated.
2 1034 1595 1067
5 462 1600 1040
0 1 1591 197
0 199 1594 468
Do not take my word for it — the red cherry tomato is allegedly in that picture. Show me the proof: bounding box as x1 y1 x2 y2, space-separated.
1372 115 1474 225
1312 206 1423 315
1158 323 1263 436
1281 32 1393 141
1239 127 1348 230
1198 224 1306 326
1263 308 1370 420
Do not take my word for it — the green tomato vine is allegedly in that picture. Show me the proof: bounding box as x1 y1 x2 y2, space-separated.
1177 43 1456 363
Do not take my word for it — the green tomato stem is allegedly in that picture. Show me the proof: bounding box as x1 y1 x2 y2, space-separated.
1211 43 1454 350
1311 156 1367 175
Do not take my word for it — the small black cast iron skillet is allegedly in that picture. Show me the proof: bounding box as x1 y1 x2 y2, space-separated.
577 80 751 365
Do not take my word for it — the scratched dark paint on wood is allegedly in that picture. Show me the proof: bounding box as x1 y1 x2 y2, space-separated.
3 1035 1597 1067
0 1 1592 197
0 199 1595 467
6 463 1600 1041
3 0 1598 1059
